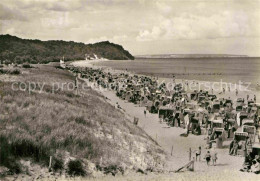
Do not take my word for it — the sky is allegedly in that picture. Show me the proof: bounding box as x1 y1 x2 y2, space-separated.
0 0 260 56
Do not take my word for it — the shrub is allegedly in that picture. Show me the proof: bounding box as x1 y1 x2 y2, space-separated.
0 136 22 174
136 168 145 174
67 159 86 176
10 69 21 75
5 159 22 174
22 63 32 68
55 66 64 69
75 116 86 125
52 157 64 172
0 69 20 75
66 92 75 98
0 68 5 74
103 165 124 176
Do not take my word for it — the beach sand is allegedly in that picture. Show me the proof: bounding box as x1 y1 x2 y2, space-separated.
70 60 260 181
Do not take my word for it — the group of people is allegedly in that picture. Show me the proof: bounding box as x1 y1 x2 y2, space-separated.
229 137 252 156
194 146 218 166
241 154 260 174
204 150 218 166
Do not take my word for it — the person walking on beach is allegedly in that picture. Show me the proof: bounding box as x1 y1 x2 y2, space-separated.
144 109 146 117
254 95 256 102
195 146 202 161
184 113 189 129
180 110 185 128
247 95 249 101
176 112 181 127
230 140 239 156
159 117 163 124
211 149 218 166
205 151 211 166
206 136 211 149
236 89 238 96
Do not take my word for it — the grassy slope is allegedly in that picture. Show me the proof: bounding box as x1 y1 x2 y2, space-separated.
0 64 164 177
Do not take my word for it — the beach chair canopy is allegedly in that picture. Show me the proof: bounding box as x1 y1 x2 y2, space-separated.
248 100 254 105
242 125 256 135
214 128 225 136
159 106 174 111
208 94 217 99
240 112 248 117
252 143 260 149
242 119 254 126
212 119 223 124
211 119 224 129
236 98 244 102
183 108 191 114
234 132 248 141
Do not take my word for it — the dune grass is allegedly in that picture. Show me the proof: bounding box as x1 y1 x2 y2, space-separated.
0 64 165 176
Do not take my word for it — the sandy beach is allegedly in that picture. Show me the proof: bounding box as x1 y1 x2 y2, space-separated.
70 60 260 181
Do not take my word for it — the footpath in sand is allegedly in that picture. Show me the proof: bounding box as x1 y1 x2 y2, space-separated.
72 60 260 181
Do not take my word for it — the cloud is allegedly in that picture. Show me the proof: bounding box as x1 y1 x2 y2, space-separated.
136 10 258 41
112 35 128 42
40 12 75 29
44 0 83 12
137 27 162 41
155 1 172 14
0 0 259 56
0 3 28 21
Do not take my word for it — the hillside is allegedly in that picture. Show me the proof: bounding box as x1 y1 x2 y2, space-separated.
0 64 164 179
0 34 134 64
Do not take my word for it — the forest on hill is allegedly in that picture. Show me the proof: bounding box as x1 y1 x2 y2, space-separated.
0 34 134 64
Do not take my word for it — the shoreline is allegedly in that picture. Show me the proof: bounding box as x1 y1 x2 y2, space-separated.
92 58 260 93
70 60 260 102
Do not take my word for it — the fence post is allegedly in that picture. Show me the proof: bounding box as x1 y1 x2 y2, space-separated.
191 157 195 171
49 156 52 171
189 148 191 161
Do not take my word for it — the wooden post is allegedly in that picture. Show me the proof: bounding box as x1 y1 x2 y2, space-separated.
75 75 78 95
48 156 52 171
189 148 191 161
171 145 173 156
192 157 195 171
191 157 195 171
